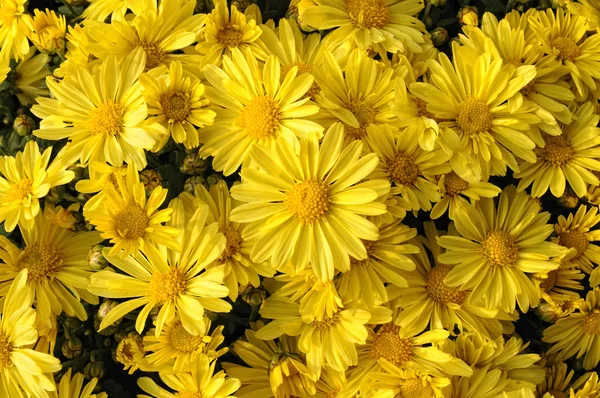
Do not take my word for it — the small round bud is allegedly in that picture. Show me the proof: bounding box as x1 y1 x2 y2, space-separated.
431 27 449 47
140 169 163 196
423 16 433 29
88 245 109 271
45 186 65 205
458 6 479 27
559 192 580 209
63 317 82 331
61 337 83 359
206 173 223 187
231 0 252 12
184 175 207 194
428 0 447 6
241 285 267 307
84 361 105 380
115 333 145 374
13 114 35 136
180 152 209 175
97 300 121 325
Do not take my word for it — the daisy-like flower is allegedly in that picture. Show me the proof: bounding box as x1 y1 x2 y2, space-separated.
0 206 102 327
81 0 146 22
53 24 95 80
87 0 204 71
0 0 30 61
437 185 568 313
569 0 600 31
115 333 146 374
32 48 164 170
571 372 600 397
13 48 50 105
515 102 600 198
44 203 79 230
75 162 127 212
223 323 316 398
143 315 227 372
300 0 427 53
83 164 180 257
88 198 230 337
140 61 216 150
430 171 501 220
0 140 73 232
195 0 264 67
543 287 600 370
534 264 584 306
0 270 62 398
201 48 323 176
536 362 575 398
367 125 451 212
229 124 389 281
393 222 513 339
49 368 106 398
553 206 600 275
537 298 583 323
410 42 543 183
181 180 275 299
313 50 398 147
138 355 241 398
24 9 66 54
366 360 450 398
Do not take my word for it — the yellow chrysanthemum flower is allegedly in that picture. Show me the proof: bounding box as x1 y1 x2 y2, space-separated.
137 355 241 398
201 48 323 176
553 205 600 275
571 372 600 397
537 297 583 323
195 0 264 67
367 361 450 398
14 48 50 105
88 198 230 337
49 369 106 398
0 206 102 327
536 362 575 398
44 203 79 230
0 270 61 398
535 264 584 306
53 24 95 79
544 287 600 370
515 103 600 198
75 162 127 212
32 48 163 170
229 124 389 281
300 0 427 53
83 164 179 257
24 9 66 54
437 185 568 313
0 140 73 232
569 0 600 31
81 0 147 22
0 0 30 61
140 61 216 150
116 333 146 374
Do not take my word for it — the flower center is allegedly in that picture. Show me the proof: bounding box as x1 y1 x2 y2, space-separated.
369 324 413 367
7 178 33 201
456 97 493 135
218 226 243 261
541 135 574 167
426 264 468 306
343 99 376 140
115 205 149 240
552 37 580 62
170 323 207 353
540 269 558 292
414 98 436 120
147 268 187 304
312 313 340 331
398 379 436 398
559 230 588 260
0 332 13 369
547 390 567 398
216 23 243 48
443 172 470 196
89 100 123 136
387 151 419 186
239 96 282 139
18 245 63 282
161 91 191 123
345 0 390 28
140 41 165 69
482 230 519 267
286 179 329 224
583 311 600 335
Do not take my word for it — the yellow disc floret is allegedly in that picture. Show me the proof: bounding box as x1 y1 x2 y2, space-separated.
115 205 149 240
286 179 329 224
456 97 493 135
482 230 519 267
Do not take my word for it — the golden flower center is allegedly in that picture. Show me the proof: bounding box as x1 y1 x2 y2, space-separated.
147 268 187 303
345 0 390 28
552 37 580 62
540 269 557 292
170 323 206 353
583 311 600 335
426 264 468 306
115 205 149 240
90 100 123 136
216 23 243 48
161 91 191 123
140 41 165 69
0 332 13 369
456 97 493 135
541 135 574 167
398 379 436 398
443 172 469 196
559 230 588 260
18 245 63 282
482 229 519 267
369 324 413 367
286 179 329 224
7 178 33 201
414 97 436 120
344 99 376 140
312 313 340 331
219 226 243 261
240 96 282 139
388 151 419 186
282 61 313 77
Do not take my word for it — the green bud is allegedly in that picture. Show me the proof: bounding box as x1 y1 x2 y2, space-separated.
206 173 223 187
180 152 210 175
61 337 83 359
184 176 207 194
231 0 252 12
88 245 109 271
559 192 579 209
428 0 447 6
13 114 35 136
45 186 65 205
94 314 118 336
103 338 113 349
431 27 449 47
84 361 105 380
140 169 163 196
113 327 130 343
63 316 83 332
67 164 87 187
241 285 267 307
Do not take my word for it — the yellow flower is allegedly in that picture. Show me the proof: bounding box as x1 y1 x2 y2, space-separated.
25 9 66 54
88 198 230 337
554 205 600 275
569 0 600 31
537 298 583 323
137 355 241 398
571 372 600 397
14 47 50 105
44 203 79 230
0 270 62 398
0 207 102 327
83 164 180 257
0 0 30 61
229 124 389 281
81 0 145 22
458 6 479 27
0 140 73 232
116 333 146 374
366 361 450 398
201 48 323 176
437 185 568 313
535 264 584 306
32 48 164 170
75 161 128 212
536 362 575 398
53 24 95 79
49 368 107 398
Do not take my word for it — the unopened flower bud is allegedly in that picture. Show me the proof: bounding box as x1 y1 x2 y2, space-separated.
140 169 162 196
431 27 449 47
84 361 105 380
458 6 479 27
184 176 207 193
13 114 35 136
180 152 209 175
88 245 109 271
61 337 83 359
45 186 65 205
